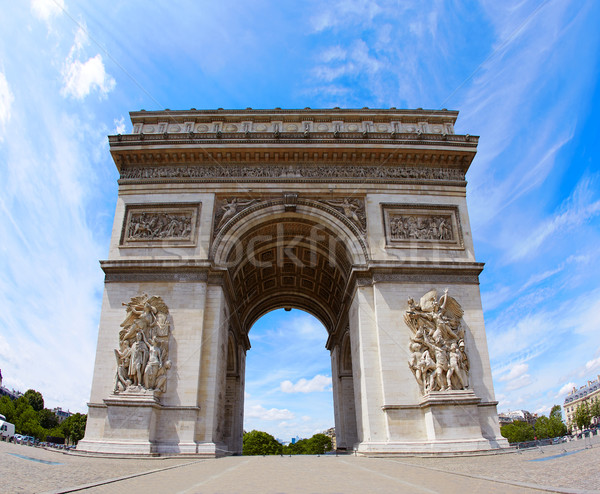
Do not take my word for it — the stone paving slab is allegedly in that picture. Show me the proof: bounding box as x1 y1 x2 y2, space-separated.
1 436 598 494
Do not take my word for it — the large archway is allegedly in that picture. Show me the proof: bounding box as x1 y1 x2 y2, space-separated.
212 204 362 453
79 108 508 456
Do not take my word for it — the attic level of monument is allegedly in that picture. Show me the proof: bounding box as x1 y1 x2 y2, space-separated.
109 108 477 177
79 107 508 456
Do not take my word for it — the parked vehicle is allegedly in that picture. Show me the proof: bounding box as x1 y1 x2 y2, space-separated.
0 417 15 442
20 435 36 445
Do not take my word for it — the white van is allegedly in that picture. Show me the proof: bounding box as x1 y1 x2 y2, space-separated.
0 414 15 442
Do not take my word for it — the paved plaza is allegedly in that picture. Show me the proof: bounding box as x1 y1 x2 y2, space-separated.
1 436 598 493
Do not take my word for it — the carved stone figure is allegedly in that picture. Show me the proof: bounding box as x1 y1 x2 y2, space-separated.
114 339 132 392
404 289 469 394
214 198 259 232
114 294 172 394
321 198 367 233
143 337 162 389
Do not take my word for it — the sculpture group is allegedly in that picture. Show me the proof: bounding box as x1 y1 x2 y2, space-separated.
405 289 469 395
389 215 452 241
113 294 172 394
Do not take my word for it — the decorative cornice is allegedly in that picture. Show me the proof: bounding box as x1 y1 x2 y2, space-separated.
349 262 484 288
101 259 211 283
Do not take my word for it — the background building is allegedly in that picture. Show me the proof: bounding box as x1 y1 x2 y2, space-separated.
498 410 536 426
564 375 600 431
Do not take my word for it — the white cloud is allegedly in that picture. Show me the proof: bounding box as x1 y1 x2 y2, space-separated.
245 404 295 421
584 356 600 374
555 382 576 398
310 0 382 32
280 374 332 393
503 373 533 392
62 54 115 100
0 72 14 138
535 405 551 416
499 363 528 382
113 116 126 135
61 26 115 100
507 177 600 262
31 0 64 20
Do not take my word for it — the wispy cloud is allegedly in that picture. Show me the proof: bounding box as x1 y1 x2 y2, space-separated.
0 72 14 139
61 26 115 100
281 375 332 393
30 0 64 21
506 176 600 262
555 382 576 399
245 404 295 421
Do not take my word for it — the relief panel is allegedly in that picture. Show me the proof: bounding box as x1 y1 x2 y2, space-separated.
120 203 201 248
381 203 463 250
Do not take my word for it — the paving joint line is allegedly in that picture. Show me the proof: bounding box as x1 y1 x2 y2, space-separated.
40 459 207 494
386 458 597 494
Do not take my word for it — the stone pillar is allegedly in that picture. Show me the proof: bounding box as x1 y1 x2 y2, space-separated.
194 282 229 455
349 282 387 452
331 337 358 451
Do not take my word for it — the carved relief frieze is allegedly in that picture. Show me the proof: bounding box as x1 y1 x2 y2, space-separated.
120 164 466 183
404 289 469 395
114 294 172 397
120 203 201 248
382 204 463 250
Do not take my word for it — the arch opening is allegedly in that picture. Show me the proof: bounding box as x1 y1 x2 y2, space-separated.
216 212 357 335
243 309 334 444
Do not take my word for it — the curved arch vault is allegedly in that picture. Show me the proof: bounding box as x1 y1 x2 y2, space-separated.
79 108 508 456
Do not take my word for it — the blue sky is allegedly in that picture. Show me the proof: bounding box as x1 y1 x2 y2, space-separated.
0 1 599 440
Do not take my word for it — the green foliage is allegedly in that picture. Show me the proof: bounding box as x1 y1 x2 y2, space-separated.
61 413 87 445
0 393 86 443
47 426 65 439
500 420 535 443
590 400 600 420
23 389 44 412
0 396 16 423
534 405 567 439
38 409 59 429
242 430 283 455
282 433 333 455
574 402 591 430
550 405 562 419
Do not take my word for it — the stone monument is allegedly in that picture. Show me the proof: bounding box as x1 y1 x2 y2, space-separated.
78 108 508 455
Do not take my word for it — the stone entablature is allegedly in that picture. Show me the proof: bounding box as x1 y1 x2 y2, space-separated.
109 109 478 181
127 108 458 136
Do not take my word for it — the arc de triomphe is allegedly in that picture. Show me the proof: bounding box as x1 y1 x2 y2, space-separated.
78 108 508 455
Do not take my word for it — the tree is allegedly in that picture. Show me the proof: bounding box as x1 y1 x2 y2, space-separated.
243 430 282 455
590 400 600 423
0 396 16 423
23 389 44 412
305 433 332 454
38 409 59 429
61 413 87 445
573 402 591 430
534 405 567 439
500 420 535 443
282 433 333 455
